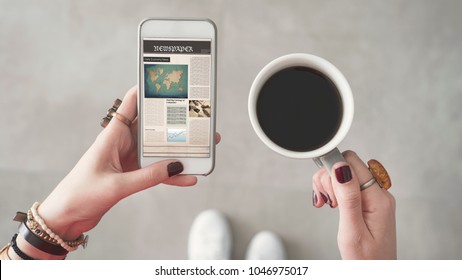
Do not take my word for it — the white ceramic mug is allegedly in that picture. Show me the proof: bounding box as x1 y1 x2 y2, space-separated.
248 53 354 174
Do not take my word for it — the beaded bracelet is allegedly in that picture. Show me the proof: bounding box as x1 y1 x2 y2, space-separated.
19 221 68 256
26 210 60 245
30 202 88 252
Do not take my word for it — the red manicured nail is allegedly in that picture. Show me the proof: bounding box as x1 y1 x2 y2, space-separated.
167 162 184 177
335 165 352 184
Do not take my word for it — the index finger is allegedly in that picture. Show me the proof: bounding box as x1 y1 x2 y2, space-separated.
114 85 138 124
342 151 388 204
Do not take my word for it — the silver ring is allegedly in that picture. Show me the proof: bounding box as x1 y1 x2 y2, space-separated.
360 177 376 191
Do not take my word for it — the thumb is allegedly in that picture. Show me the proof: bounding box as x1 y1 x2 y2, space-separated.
116 160 186 198
331 162 368 234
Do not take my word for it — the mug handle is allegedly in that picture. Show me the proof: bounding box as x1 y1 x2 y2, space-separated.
313 148 345 175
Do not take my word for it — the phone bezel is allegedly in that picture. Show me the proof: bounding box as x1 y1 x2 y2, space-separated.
137 18 217 175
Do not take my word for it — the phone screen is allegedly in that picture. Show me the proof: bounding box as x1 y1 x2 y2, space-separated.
141 39 212 158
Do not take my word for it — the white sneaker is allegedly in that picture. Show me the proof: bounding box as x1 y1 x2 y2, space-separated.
188 209 232 260
245 231 287 260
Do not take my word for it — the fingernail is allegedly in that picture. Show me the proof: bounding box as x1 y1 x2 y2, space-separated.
167 162 184 177
320 193 329 203
335 165 352 184
312 191 318 206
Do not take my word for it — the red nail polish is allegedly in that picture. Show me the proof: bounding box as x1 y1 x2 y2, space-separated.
167 162 184 177
335 165 352 184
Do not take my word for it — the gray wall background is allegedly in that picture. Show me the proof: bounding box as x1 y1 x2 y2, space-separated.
1 0 461 259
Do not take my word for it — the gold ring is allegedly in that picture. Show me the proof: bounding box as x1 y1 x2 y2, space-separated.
107 108 117 117
114 112 132 126
113 98 122 110
100 117 111 128
100 99 132 128
367 159 392 190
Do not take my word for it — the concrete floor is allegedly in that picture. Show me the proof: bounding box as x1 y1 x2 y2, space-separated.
1 0 461 259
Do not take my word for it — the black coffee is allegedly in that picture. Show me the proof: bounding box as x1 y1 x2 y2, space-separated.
256 66 343 152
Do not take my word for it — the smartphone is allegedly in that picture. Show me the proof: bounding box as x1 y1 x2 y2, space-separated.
138 18 217 175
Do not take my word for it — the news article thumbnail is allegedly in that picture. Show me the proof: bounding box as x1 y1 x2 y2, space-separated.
145 64 188 98
189 100 211 117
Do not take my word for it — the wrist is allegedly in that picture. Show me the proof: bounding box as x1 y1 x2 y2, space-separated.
30 202 88 252
11 234 66 260
6 202 89 260
38 200 82 241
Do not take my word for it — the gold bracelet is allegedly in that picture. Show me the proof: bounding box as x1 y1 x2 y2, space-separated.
26 210 59 245
30 202 88 252
27 208 88 249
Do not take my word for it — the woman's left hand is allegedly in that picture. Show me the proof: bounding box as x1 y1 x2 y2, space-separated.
37 86 219 241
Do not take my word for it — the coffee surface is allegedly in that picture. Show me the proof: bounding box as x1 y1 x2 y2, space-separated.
256 66 343 152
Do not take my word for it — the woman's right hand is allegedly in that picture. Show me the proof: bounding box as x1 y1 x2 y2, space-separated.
312 151 397 259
